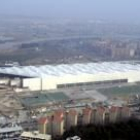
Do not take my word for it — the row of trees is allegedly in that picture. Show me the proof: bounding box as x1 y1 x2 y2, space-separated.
54 119 140 140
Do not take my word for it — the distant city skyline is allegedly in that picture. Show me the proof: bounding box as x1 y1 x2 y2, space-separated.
0 0 140 23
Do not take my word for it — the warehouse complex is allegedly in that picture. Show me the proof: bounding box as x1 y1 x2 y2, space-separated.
0 62 140 91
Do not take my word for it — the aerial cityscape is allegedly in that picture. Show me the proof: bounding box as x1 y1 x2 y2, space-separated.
0 0 140 140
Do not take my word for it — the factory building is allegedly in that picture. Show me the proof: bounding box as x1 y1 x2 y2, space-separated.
1 62 140 91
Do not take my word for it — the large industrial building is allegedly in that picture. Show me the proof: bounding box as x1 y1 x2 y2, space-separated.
0 62 140 91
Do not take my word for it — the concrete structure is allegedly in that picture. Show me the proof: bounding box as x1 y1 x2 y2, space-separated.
65 109 78 130
38 117 48 134
103 109 110 124
120 106 131 120
96 107 106 125
0 126 23 139
21 131 51 140
38 110 64 136
52 110 64 136
91 108 98 124
109 106 119 123
0 78 9 85
10 78 21 87
82 107 92 125
109 106 130 123
1 62 140 91
38 106 131 136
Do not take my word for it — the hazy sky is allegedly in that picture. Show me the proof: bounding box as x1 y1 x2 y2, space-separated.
0 0 139 23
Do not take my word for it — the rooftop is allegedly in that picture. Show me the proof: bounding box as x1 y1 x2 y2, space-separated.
0 61 140 78
0 126 23 133
83 107 92 115
68 109 78 116
21 131 51 140
38 117 48 124
97 106 106 114
21 92 69 107
53 110 64 122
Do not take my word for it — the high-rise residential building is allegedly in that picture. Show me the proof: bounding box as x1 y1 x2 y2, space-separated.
82 107 92 125
109 106 120 123
91 108 97 124
38 117 48 134
121 106 130 120
38 106 131 137
103 109 110 125
110 106 130 123
96 106 106 125
52 110 64 136
65 109 78 130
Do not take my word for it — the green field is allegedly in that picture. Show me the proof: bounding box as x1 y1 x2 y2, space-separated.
21 92 69 107
98 84 140 95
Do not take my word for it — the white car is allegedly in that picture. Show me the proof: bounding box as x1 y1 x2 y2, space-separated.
66 136 81 140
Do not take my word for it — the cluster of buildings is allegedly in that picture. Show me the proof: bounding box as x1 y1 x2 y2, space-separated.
0 105 130 140
94 40 138 59
0 125 52 140
0 125 23 139
38 105 130 136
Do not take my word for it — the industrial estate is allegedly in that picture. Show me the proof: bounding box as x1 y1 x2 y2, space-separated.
0 61 140 139
1 9 140 140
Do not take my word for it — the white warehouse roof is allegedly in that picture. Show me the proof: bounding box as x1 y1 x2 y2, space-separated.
0 62 140 78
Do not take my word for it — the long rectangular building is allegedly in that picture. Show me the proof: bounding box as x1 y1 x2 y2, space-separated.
0 61 140 91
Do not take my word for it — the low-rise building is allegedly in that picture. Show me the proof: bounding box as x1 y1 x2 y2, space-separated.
21 131 51 140
0 125 23 139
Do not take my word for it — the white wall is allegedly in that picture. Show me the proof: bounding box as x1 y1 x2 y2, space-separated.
42 77 57 90
10 78 21 87
0 78 10 85
22 78 41 91
21 71 140 91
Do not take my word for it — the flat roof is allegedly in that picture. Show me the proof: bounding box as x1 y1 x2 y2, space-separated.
21 92 69 107
0 61 140 78
0 126 23 133
21 131 51 140
98 84 140 95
